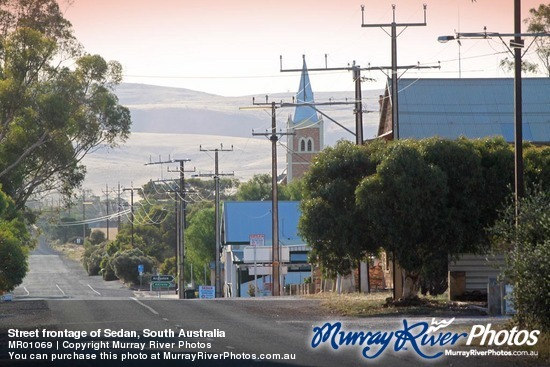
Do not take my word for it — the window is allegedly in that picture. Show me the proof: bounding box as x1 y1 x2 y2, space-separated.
299 138 306 152
307 138 313 152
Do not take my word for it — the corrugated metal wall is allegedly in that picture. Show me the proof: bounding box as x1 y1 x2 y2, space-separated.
449 253 506 294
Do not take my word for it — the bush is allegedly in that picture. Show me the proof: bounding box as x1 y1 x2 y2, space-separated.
100 256 118 281
111 248 155 285
159 256 176 276
0 233 28 292
508 239 550 332
89 230 106 245
85 248 104 276
82 241 107 276
491 188 550 332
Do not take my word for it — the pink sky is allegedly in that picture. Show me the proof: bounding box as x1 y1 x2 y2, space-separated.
63 0 544 96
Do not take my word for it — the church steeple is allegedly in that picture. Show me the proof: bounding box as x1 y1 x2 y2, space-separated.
286 55 324 183
293 55 320 125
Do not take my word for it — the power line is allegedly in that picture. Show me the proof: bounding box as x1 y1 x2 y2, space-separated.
146 157 193 299
198 144 234 298
242 99 294 297
361 4 435 142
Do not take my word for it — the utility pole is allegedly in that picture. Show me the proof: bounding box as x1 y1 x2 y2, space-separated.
123 186 140 248
243 99 293 297
101 184 111 240
146 158 193 299
82 190 86 242
117 183 121 232
513 0 524 210
199 145 234 298
150 178 181 267
361 4 432 301
361 4 429 140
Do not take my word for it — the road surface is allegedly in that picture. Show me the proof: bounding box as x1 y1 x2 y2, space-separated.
0 240 544 367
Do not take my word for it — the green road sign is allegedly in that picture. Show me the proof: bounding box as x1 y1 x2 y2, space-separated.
151 275 174 282
152 281 174 288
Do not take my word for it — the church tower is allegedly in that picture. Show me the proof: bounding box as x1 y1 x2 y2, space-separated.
286 56 324 183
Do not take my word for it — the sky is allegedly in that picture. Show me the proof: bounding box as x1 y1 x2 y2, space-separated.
62 0 545 97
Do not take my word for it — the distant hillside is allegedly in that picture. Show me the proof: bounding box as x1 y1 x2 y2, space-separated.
115 83 383 144
82 83 383 194
82 132 282 194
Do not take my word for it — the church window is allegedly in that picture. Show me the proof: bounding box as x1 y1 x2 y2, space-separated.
299 138 306 152
307 138 313 152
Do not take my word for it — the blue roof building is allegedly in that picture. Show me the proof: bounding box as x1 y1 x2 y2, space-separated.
222 201 303 247
221 201 310 297
377 78 550 144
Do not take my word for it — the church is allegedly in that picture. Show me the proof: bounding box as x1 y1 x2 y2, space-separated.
286 56 324 183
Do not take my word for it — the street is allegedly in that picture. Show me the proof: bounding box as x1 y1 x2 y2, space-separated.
0 240 544 367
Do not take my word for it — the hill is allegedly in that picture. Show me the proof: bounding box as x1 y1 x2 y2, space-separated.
81 83 383 193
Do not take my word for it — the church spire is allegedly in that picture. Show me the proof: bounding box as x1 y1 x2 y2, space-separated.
293 55 319 125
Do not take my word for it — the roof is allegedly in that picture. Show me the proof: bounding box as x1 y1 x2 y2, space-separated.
292 57 321 126
382 78 550 143
222 201 304 246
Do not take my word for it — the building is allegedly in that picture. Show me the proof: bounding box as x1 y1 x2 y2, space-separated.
377 77 550 143
286 57 324 183
221 201 311 297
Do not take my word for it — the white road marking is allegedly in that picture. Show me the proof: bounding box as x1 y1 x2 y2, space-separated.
130 297 159 315
23 287 30 296
56 284 66 296
87 284 101 296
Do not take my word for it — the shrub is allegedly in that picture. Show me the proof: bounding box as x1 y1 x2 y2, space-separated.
89 230 106 245
111 248 155 285
508 239 550 332
491 188 550 332
100 256 118 281
85 247 104 276
159 256 176 276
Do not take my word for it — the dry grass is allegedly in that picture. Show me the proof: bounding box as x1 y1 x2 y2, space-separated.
306 291 487 318
50 242 85 262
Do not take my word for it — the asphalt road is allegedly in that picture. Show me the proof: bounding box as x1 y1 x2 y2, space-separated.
10 238 134 300
1 240 546 367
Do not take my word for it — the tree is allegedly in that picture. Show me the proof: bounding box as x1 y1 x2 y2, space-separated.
499 3 550 76
185 207 215 285
525 3 550 77
236 174 273 201
524 143 550 189
356 142 449 298
111 248 155 285
0 188 31 291
89 229 106 246
468 138 515 229
299 140 380 276
490 188 550 332
0 0 131 209
416 138 487 294
280 179 304 201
